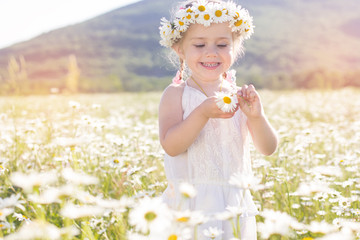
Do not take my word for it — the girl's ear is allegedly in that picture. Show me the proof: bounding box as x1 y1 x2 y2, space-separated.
172 44 185 59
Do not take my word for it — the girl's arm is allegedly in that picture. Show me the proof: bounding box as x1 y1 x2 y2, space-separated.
237 84 278 156
159 83 235 156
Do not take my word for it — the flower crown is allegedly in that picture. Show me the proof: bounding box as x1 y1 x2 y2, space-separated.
159 0 254 48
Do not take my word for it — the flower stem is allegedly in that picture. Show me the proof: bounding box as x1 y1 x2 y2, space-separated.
194 225 198 240
237 216 241 238
230 219 238 238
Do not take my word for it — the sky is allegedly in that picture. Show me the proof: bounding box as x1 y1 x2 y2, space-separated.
0 0 141 49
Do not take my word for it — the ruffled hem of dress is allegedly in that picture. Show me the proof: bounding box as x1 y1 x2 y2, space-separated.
161 181 259 217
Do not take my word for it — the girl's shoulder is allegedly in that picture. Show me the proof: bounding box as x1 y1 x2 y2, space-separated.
159 81 185 117
161 81 186 100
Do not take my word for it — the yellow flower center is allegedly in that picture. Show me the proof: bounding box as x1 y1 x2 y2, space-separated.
179 21 184 26
186 14 192 19
182 192 191 198
245 28 249 32
235 19 243 27
215 10 222 17
168 235 178 240
186 9 193 13
145 211 157 222
113 159 120 164
177 216 190 222
198 5 206 12
0 224 3 228
0 212 3 216
223 96 232 104
302 238 314 240
204 14 210 21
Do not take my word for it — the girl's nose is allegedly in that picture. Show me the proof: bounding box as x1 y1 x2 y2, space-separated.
205 45 217 58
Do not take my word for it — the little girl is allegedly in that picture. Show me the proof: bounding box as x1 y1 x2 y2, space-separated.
158 0 278 239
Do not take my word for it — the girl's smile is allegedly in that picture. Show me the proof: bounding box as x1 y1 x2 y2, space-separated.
201 62 221 70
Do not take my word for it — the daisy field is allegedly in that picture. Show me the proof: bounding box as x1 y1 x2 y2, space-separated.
0 89 359 239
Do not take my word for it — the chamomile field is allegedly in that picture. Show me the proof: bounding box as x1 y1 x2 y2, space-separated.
0 89 359 240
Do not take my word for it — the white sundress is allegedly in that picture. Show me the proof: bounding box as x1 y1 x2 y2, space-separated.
162 80 258 239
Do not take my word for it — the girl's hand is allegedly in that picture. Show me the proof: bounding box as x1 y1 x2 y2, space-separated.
200 96 238 119
237 84 264 119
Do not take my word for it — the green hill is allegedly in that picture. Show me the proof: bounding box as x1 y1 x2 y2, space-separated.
0 0 359 93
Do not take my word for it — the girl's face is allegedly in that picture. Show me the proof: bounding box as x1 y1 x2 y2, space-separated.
176 22 235 82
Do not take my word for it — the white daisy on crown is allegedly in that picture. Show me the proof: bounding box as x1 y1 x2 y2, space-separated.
159 0 254 48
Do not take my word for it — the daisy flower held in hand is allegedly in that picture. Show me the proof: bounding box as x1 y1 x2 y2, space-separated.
215 92 238 113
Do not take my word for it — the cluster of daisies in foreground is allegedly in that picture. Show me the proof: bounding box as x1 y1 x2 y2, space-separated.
0 90 360 239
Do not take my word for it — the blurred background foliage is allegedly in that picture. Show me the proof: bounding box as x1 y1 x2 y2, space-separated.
0 0 359 94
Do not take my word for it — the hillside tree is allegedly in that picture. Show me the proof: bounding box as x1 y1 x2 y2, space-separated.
66 54 80 93
7 56 28 94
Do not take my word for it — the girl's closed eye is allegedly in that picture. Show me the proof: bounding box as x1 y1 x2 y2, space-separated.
194 44 205 48
217 44 228 48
